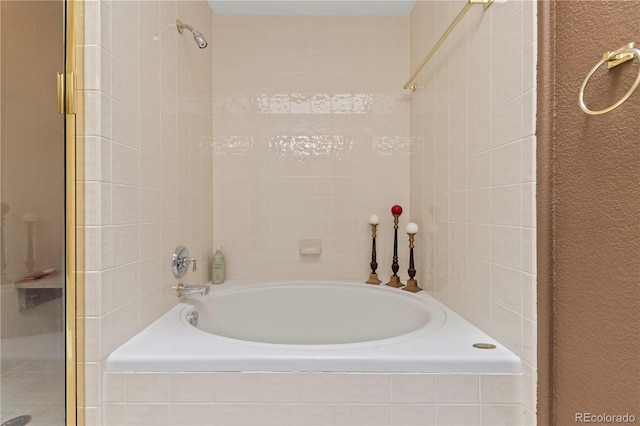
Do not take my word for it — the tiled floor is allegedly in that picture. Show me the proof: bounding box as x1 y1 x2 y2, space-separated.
1 333 65 426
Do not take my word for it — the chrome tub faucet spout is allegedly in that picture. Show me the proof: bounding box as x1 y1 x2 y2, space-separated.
173 282 210 297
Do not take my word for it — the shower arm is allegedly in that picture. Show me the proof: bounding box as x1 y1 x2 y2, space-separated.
176 19 208 49
176 19 195 34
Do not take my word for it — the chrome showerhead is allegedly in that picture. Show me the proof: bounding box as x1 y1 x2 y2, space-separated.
176 19 208 49
191 29 208 49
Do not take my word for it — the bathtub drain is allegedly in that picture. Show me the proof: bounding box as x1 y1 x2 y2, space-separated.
1 415 32 426
186 311 199 326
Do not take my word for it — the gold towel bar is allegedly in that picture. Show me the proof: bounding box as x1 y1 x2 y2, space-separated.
403 0 493 92
579 42 640 116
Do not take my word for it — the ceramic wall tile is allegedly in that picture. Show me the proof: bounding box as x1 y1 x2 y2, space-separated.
409 1 536 421
125 373 170 403
169 373 214 403
212 16 410 280
348 404 392 426
301 373 346 403
391 374 435 404
214 373 260 403
391 404 436 426
347 374 392 403
480 374 522 404
169 404 213 426
435 374 480 404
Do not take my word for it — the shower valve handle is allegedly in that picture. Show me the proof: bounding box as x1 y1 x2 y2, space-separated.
181 257 196 272
172 246 197 278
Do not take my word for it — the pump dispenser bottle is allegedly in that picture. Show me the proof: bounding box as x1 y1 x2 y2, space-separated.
212 246 225 284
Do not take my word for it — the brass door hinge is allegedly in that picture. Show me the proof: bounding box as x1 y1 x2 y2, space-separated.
57 72 77 115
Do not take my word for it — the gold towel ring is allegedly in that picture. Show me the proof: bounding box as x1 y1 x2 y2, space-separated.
579 45 640 116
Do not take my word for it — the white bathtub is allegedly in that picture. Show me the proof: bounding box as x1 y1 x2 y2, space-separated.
106 280 521 373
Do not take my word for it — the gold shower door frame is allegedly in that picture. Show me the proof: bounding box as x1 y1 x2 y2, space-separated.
65 0 84 425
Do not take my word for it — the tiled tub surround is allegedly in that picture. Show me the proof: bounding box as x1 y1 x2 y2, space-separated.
81 5 537 425
103 371 523 426
82 0 214 422
211 15 412 281
408 1 538 423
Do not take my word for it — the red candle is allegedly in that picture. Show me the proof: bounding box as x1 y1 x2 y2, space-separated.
391 205 403 215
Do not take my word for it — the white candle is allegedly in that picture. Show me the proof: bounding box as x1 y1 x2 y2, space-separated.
406 222 419 234
368 214 379 225
22 212 36 223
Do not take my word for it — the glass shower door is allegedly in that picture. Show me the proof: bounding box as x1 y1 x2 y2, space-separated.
0 1 67 425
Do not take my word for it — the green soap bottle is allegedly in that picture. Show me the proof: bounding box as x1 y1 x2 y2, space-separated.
212 246 225 284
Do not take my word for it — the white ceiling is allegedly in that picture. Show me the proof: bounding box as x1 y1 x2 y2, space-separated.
207 1 416 16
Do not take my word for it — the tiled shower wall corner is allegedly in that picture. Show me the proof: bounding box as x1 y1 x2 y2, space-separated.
82 1 213 423
103 372 523 426
408 1 537 423
211 16 412 280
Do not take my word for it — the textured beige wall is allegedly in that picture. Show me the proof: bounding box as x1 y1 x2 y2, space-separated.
538 0 640 423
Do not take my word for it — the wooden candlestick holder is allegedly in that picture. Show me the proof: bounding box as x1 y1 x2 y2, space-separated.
402 232 422 292
365 223 382 284
385 214 404 288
